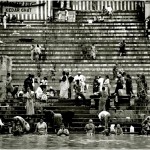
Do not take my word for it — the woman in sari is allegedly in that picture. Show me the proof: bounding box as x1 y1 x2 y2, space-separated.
24 87 35 115
59 71 69 99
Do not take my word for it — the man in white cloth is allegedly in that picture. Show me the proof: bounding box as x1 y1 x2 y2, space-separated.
106 5 113 17
98 110 110 129
74 72 86 93
98 75 104 92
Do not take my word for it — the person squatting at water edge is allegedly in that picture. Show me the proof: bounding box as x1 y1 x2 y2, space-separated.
35 118 47 135
12 116 30 136
57 124 69 136
98 110 110 130
85 119 95 136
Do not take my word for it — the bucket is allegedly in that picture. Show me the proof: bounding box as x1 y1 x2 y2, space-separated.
130 125 134 133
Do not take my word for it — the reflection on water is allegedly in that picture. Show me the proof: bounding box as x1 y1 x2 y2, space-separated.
0 134 150 149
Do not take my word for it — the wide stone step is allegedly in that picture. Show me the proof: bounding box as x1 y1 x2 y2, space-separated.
3 50 149 56
1 38 147 43
0 27 145 33
1 43 150 49
0 30 145 36
0 33 145 38
3 22 144 29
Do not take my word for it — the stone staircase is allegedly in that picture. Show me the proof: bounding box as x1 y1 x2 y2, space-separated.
0 10 149 133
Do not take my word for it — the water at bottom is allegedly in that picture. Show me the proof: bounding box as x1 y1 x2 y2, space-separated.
0 134 150 149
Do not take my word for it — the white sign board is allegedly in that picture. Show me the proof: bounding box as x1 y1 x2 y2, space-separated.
3 6 37 14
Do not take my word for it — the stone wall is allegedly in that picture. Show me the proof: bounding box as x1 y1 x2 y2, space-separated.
0 56 12 101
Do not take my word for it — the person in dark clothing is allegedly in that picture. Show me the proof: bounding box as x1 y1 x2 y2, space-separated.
11 15 17 23
113 63 118 80
43 109 55 128
126 74 134 97
61 111 74 128
115 74 124 95
141 74 148 94
66 71 74 99
74 80 86 106
92 76 100 109
93 76 100 93
136 3 144 21
119 40 126 56
81 44 88 59
24 74 33 92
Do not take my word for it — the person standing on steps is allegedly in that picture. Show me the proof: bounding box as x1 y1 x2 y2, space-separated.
103 75 111 96
126 74 134 97
6 73 13 97
99 87 108 111
66 71 74 99
65 10 69 22
3 12 7 29
90 43 97 59
24 87 35 116
113 63 119 80
59 71 69 99
119 40 126 56
106 5 113 18
81 44 88 59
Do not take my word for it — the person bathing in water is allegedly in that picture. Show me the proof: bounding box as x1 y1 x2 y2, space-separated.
57 124 69 136
85 119 95 136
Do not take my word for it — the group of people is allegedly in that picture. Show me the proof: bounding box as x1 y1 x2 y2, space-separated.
59 71 88 105
1 12 20 29
57 9 69 22
6 73 56 115
113 63 134 96
85 110 123 136
0 115 69 136
0 110 121 136
81 39 126 61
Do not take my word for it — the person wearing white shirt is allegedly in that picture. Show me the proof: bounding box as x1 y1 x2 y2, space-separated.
98 110 110 129
35 86 43 99
98 75 104 92
103 75 111 96
3 12 7 29
65 10 69 22
106 5 113 16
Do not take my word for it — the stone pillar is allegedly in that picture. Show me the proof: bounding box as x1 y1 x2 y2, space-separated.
145 1 150 19
66 0 71 9
61 0 64 9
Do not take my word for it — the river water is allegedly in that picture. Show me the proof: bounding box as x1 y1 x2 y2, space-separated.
0 134 150 149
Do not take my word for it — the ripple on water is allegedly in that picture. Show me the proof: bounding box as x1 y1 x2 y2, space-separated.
0 134 150 149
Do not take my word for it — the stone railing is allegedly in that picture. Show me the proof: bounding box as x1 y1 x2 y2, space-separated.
0 56 12 101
